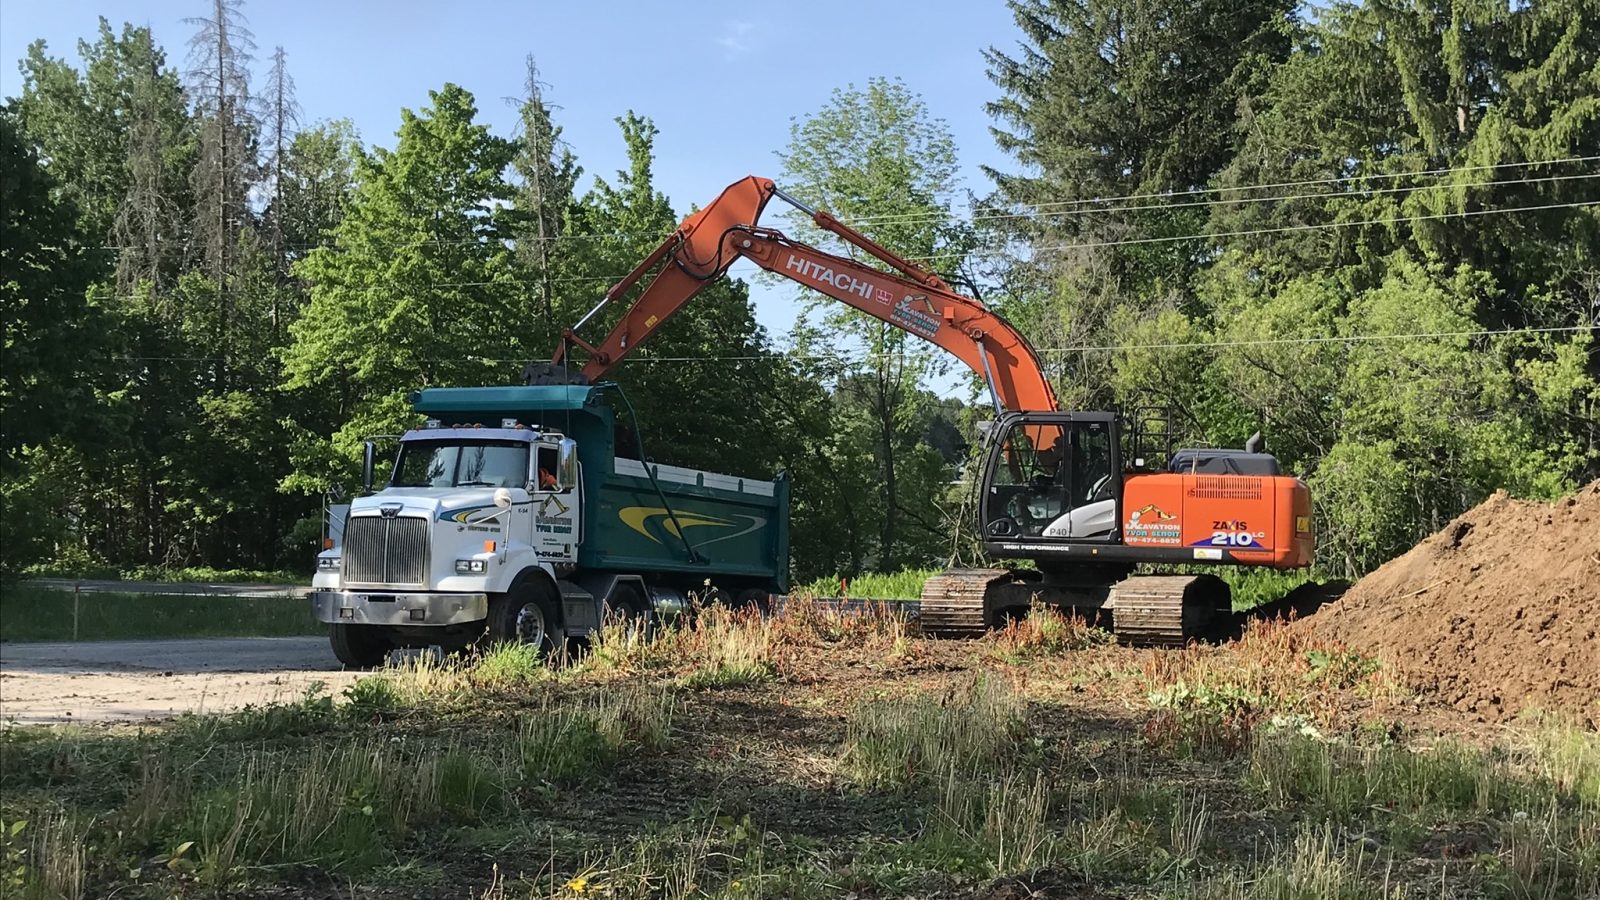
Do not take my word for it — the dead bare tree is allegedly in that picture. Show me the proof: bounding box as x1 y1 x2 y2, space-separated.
184 0 259 364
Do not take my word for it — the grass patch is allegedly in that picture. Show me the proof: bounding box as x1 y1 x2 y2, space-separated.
796 568 936 600
989 604 1112 663
1249 725 1600 898
843 675 1028 791
0 586 319 642
675 606 776 690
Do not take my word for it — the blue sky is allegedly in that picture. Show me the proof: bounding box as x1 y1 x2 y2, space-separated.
2 0 1024 393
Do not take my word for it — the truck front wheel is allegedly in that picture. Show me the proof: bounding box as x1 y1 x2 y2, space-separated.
329 624 391 668
486 582 559 655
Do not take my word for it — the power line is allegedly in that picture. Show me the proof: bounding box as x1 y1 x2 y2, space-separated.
78 155 1600 254
958 154 1600 217
87 196 1597 304
102 324 1595 365
913 198 1600 262
972 171 1599 224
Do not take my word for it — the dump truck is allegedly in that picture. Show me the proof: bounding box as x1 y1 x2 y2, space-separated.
310 383 790 666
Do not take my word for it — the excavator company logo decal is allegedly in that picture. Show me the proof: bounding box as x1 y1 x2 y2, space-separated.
1123 504 1180 545
619 506 767 548
890 295 941 338
537 495 573 535
784 254 875 301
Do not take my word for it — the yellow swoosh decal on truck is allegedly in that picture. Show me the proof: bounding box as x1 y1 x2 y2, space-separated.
619 507 736 543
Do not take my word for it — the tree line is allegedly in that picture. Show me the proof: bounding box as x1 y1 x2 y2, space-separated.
3 0 1595 583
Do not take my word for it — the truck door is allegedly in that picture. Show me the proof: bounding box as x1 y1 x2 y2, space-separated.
532 440 579 564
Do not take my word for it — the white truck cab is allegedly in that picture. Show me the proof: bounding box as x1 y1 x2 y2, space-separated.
311 421 579 663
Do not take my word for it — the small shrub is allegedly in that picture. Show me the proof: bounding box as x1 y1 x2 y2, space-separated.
343 675 402 719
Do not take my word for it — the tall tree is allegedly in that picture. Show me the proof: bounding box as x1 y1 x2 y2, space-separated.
983 0 1296 409
508 55 580 330
282 84 520 493
563 113 780 478
184 0 258 362
261 45 300 293
0 110 106 568
779 78 968 571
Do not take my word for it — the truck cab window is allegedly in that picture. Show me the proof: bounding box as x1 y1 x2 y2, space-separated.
393 440 529 488
536 445 560 490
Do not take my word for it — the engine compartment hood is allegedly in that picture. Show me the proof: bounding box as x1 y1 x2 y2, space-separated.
349 487 513 523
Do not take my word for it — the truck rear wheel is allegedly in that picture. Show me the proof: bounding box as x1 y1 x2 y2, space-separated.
486 581 559 655
330 624 391 668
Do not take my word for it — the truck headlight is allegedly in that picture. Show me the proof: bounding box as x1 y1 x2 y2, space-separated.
454 558 488 574
318 556 340 571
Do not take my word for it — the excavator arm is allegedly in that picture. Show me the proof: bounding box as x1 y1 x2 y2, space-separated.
551 176 1059 414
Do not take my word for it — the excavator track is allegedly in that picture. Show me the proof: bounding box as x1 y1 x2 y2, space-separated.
1108 574 1227 647
918 568 1007 638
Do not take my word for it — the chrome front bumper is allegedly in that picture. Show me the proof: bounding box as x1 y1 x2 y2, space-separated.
311 590 489 626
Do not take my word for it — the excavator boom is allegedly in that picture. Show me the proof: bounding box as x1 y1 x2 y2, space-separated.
553 176 1058 414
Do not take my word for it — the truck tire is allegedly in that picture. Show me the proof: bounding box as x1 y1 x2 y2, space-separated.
330 624 391 669
607 583 654 639
735 588 772 614
485 581 559 655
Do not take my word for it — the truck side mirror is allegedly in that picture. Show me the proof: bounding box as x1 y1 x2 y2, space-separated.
557 438 579 492
362 441 377 493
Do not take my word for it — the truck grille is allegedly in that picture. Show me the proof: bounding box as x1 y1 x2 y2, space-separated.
343 516 429 586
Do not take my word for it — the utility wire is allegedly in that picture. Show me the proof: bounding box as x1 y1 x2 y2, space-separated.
909 199 1600 262
84 196 1597 303
78 155 1600 254
102 324 1596 365
943 154 1600 219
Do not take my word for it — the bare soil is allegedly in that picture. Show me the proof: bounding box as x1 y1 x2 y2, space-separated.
0 636 360 723
1293 481 1600 722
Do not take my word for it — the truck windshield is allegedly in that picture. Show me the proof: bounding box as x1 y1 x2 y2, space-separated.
392 440 529 488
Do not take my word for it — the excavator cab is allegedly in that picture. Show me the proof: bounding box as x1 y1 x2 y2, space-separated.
981 412 1121 544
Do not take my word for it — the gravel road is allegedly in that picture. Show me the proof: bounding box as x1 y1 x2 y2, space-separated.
0 636 360 724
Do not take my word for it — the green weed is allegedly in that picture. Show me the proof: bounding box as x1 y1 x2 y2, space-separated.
1146 679 1266 756
843 675 1028 791
796 568 936 600
471 641 550 690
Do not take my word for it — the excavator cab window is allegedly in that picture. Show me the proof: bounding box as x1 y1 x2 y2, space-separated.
984 419 1116 540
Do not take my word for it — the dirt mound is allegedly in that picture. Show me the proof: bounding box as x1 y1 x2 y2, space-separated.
1294 481 1600 721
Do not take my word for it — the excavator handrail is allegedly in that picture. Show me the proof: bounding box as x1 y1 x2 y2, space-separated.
551 175 1059 415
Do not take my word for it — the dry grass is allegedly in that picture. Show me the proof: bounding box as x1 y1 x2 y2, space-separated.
6 599 1598 899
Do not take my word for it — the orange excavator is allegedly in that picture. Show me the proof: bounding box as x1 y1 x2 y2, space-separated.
539 176 1313 644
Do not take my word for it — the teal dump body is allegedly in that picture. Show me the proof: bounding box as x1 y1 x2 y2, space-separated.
411 384 790 593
